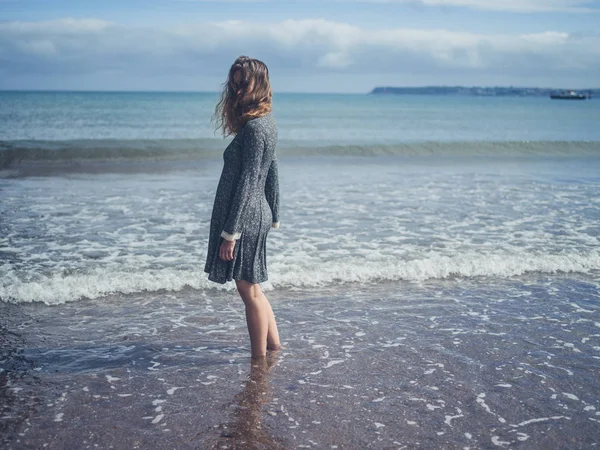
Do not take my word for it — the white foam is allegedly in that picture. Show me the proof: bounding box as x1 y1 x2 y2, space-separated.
3 155 600 305
324 360 344 369
491 436 510 447
269 251 600 288
0 267 227 305
444 409 464 427
2 250 599 304
514 416 568 427
477 393 506 423
166 387 182 395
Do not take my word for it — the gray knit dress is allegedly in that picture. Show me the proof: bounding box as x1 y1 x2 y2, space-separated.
204 113 279 284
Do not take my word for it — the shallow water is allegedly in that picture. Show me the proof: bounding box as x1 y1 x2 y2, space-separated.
2 275 599 448
2 156 599 305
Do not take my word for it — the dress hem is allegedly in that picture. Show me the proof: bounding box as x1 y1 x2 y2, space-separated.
205 270 268 285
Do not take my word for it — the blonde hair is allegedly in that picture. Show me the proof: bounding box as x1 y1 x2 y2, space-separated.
214 56 273 136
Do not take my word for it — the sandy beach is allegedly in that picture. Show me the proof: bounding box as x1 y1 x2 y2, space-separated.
2 275 599 449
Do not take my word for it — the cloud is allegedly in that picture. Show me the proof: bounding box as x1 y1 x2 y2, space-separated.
1 18 599 89
173 0 600 13
340 0 599 13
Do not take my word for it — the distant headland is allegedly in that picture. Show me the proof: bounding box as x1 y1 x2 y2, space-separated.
370 86 598 98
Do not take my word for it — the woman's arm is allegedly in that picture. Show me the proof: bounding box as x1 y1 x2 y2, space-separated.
221 121 265 241
265 157 279 229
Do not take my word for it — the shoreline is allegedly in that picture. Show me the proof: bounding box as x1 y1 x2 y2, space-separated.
1 277 599 448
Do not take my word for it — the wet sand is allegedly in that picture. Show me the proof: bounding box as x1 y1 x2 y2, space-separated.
1 276 599 449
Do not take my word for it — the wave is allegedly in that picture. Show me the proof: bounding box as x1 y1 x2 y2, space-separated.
0 139 225 169
283 140 600 157
2 139 600 169
2 251 598 305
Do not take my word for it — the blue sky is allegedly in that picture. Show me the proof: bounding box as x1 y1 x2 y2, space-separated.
1 0 599 92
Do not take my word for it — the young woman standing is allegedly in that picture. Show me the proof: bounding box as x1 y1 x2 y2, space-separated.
204 56 282 358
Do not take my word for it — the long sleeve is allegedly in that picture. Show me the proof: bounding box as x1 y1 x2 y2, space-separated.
220 122 265 241
265 157 280 228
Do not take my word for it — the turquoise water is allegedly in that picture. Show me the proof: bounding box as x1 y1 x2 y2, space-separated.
1 91 599 145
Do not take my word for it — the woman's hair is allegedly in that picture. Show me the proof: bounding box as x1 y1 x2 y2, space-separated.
214 56 273 136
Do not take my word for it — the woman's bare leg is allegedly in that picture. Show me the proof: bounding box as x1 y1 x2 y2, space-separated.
263 294 281 351
236 280 280 357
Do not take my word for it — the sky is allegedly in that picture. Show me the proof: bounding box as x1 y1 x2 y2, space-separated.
0 0 599 93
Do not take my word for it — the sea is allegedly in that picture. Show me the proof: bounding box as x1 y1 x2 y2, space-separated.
1 91 599 448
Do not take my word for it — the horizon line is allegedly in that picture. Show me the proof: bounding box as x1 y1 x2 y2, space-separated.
1 86 599 94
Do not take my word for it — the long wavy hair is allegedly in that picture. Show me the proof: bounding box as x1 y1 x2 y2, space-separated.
214 56 273 137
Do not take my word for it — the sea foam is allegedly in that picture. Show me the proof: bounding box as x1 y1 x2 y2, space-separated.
2 250 598 305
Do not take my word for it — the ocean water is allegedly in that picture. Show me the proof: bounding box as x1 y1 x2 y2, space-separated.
1 91 600 448
1 91 599 304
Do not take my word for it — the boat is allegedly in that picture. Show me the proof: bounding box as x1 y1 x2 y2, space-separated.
550 90 587 100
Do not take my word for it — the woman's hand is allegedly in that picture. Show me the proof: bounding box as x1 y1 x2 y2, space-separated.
219 239 236 261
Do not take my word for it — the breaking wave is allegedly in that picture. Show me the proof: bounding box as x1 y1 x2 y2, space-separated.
2 250 598 305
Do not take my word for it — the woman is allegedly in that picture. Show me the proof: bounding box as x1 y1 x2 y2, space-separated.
204 56 282 358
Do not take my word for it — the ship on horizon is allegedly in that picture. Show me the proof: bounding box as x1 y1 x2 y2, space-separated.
550 90 588 100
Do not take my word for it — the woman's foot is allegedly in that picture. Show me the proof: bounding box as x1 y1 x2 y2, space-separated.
267 343 285 352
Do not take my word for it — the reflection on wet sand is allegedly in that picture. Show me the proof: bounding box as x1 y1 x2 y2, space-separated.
215 353 282 449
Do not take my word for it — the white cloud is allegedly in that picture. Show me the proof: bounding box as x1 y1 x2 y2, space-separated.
0 18 598 89
2 18 111 33
345 0 599 13
173 0 600 13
